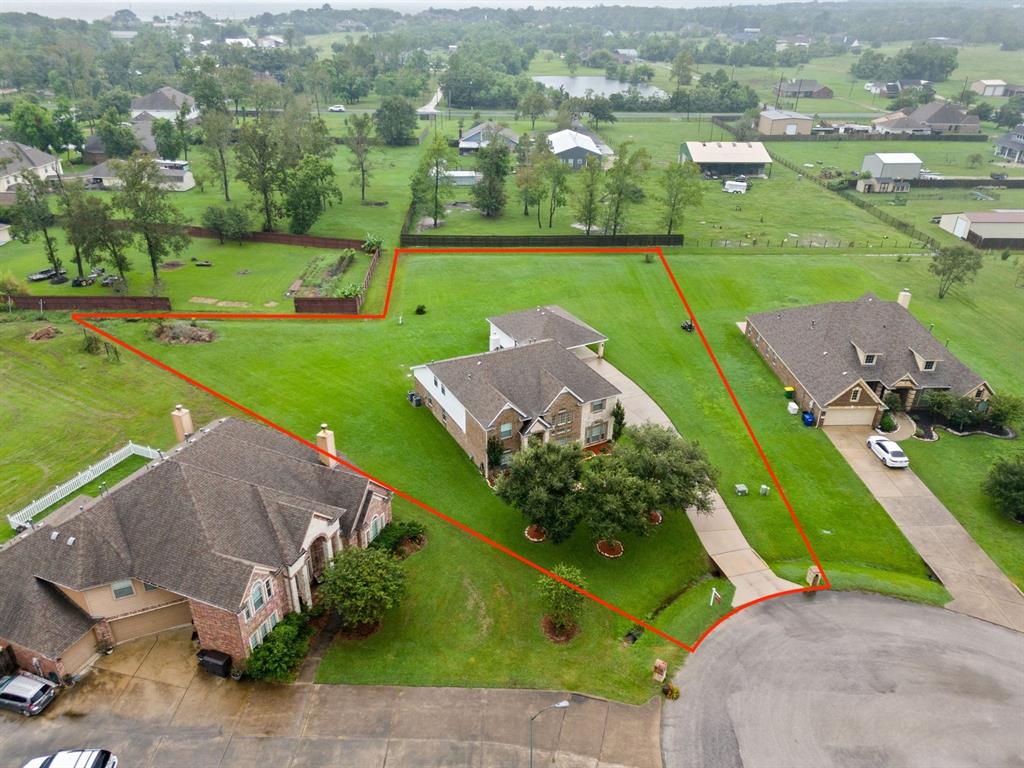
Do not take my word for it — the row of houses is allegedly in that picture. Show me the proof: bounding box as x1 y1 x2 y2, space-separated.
758 100 982 138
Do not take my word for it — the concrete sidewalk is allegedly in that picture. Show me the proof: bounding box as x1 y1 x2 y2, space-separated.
826 426 1024 633
1 628 663 768
581 353 800 606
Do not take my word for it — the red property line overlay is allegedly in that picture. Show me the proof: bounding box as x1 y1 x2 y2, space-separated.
70 245 830 653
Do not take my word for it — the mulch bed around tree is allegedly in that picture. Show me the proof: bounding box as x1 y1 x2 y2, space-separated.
596 539 624 558
648 510 664 525
525 525 547 542
541 615 580 645
337 621 381 640
154 322 217 345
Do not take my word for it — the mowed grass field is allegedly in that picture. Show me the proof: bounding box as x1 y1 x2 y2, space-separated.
78 249 998 694
4 246 1020 698
0 237 368 312
435 120 925 249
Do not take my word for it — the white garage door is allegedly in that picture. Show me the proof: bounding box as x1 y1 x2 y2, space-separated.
823 407 877 426
109 601 193 645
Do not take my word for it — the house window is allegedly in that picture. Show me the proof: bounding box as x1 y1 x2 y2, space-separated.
923 361 936 371
440 384 446 395
555 409 570 426
556 437 570 445
500 423 513 440
433 376 437 387
591 399 606 413
441 411 448 424
585 422 607 444
500 450 513 467
243 603 253 623
264 579 274 599
864 354 877 365
370 515 382 541
249 612 279 651
251 582 266 612
975 389 984 399
851 387 862 403
111 579 135 599
143 582 158 592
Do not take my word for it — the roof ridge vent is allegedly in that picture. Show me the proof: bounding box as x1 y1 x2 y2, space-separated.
66 536 76 546
49 531 60 541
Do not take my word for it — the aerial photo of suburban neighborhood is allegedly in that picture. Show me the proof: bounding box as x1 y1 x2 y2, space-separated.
0 0 1022 765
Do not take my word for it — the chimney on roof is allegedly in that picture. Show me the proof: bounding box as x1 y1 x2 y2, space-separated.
171 404 194 443
897 289 911 309
316 423 338 469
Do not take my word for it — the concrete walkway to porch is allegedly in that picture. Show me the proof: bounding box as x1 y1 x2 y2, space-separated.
826 426 1024 633
579 352 800 607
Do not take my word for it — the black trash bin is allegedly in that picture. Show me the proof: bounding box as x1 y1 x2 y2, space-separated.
197 649 232 678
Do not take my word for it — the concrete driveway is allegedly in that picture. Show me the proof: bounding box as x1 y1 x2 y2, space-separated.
662 591 1024 768
582 351 800 606
826 426 1024 632
0 629 662 768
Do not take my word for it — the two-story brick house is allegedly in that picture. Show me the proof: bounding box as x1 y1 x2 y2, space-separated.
0 411 391 680
412 307 620 474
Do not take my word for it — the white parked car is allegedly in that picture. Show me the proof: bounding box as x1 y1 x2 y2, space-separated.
866 435 909 468
327 104 346 112
23 749 117 768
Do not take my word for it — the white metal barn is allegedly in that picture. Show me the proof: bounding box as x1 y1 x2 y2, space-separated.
860 152 923 180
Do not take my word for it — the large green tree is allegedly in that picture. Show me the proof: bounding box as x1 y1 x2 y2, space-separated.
283 155 342 234
658 160 704 236
235 117 284 231
579 452 652 545
200 108 234 202
983 453 1024 522
603 142 650 236
96 110 137 159
573 156 604 235
345 113 376 202
471 141 511 217
929 245 983 299
112 155 190 283
416 131 455 228
495 441 584 543
319 548 406 630
615 425 719 515
541 149 570 228
9 172 61 274
60 181 106 278
10 100 59 152
373 96 417 146
151 118 183 160
518 86 550 130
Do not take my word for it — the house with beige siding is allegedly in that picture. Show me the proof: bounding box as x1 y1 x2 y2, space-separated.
0 411 391 681
0 141 62 193
413 307 620 474
743 292 991 427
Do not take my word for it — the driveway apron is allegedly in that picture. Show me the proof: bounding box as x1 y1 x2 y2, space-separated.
825 426 1024 632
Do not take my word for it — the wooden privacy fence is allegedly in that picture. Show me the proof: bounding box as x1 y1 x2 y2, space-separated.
7 441 162 530
293 247 382 314
5 295 172 312
399 233 685 248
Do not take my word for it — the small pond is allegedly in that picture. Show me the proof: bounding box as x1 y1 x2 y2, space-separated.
531 75 666 99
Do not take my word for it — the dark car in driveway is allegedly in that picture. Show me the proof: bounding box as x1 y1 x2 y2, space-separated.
0 672 57 717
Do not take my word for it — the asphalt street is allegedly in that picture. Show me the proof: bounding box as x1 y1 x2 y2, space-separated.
662 591 1024 768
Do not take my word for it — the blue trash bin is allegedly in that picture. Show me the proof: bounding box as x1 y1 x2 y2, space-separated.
801 411 815 427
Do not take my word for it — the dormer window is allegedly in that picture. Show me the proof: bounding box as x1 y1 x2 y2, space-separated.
910 348 941 373
923 360 936 371
863 354 877 366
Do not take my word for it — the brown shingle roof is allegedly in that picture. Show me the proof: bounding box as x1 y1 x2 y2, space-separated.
419 340 620 428
746 293 987 406
0 418 379 657
488 305 607 349
130 86 195 113
0 141 58 176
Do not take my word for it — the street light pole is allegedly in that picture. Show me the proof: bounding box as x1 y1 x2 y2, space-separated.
529 700 570 768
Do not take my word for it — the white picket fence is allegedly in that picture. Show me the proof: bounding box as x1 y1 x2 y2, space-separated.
7 442 162 530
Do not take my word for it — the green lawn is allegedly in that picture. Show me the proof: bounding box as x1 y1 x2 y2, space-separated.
437 119 925 249
768 138 1024 179
902 435 1024 590
1 236 369 312
0 318 222 541
52 248 993 699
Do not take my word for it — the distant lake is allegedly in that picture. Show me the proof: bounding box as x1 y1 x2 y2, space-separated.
532 75 666 99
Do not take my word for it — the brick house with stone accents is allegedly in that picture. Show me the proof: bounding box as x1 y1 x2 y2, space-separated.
743 291 991 428
0 411 391 680
412 307 620 474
